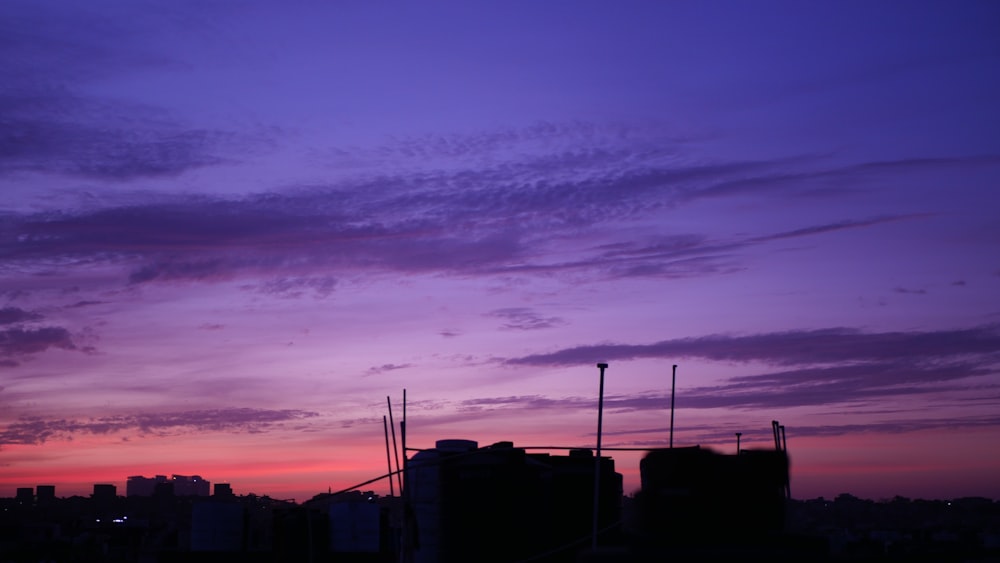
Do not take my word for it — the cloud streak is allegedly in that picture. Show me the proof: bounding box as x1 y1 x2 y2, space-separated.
0 307 42 325
496 325 1000 412
0 326 78 367
506 325 1000 367
487 308 566 331
0 408 320 446
0 173 937 290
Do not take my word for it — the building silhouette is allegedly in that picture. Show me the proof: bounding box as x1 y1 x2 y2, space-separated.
407 439 622 563
127 474 210 497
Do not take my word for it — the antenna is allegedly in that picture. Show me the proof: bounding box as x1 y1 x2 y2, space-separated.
387 396 402 493
780 424 790 499
669 364 677 448
383 416 395 497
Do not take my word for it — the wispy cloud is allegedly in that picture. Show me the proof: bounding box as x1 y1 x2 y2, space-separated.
249 276 338 299
750 215 928 243
602 413 1000 448
506 325 1000 367
0 4 233 181
364 363 412 377
486 308 566 331
499 325 1000 411
0 408 320 446
0 307 42 325
0 326 78 367
2 114 977 290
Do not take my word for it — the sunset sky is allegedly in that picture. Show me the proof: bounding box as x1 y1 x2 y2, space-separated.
2 1 999 503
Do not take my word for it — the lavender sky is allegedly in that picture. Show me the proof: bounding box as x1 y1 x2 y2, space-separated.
2 1 999 502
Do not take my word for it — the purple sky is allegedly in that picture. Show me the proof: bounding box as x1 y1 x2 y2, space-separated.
2 1 999 502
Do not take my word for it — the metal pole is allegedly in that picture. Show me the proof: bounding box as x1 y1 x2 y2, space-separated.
383 416 395 497
387 396 403 494
669 364 677 448
736 432 742 455
400 389 408 563
780 425 790 499
592 362 608 552
401 389 407 493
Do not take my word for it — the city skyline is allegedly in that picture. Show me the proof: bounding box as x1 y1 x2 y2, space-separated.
2 1 999 503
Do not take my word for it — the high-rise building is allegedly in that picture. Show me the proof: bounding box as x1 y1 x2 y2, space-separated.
15 487 33 504
172 474 210 496
127 475 169 497
93 483 117 500
36 485 56 502
214 483 234 497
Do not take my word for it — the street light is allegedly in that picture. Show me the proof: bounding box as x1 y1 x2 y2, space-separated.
592 362 608 552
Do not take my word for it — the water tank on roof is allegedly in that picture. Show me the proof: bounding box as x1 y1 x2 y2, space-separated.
435 439 478 452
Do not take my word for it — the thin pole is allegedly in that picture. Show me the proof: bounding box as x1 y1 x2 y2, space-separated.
387 396 403 493
383 416 395 497
669 364 677 448
400 389 408 563
780 425 790 499
592 362 608 552
736 432 742 455
402 389 407 491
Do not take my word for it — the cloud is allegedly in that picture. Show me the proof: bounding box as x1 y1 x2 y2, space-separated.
0 4 231 181
66 300 106 308
600 413 1000 449
129 259 231 284
686 154 1000 203
497 325 1000 411
364 363 412 377
2 112 989 289
893 286 927 295
624 362 994 411
0 111 226 180
506 324 1000 367
442 362 999 427
251 276 338 299
458 395 568 413
0 61 228 181
0 407 320 446
751 215 928 243
0 306 42 325
0 326 77 367
486 308 566 330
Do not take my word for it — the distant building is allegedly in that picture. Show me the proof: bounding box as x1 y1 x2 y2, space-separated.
330 497 381 554
172 474 210 496
127 475 168 497
15 487 33 504
214 483 234 498
127 474 210 497
36 485 56 502
191 501 245 552
92 483 117 500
